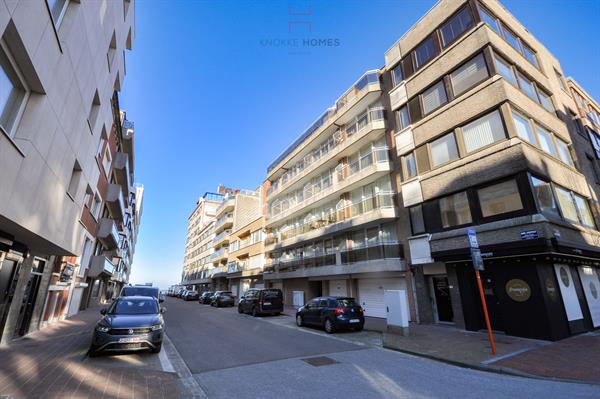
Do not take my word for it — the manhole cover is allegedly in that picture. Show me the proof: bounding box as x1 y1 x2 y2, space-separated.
301 356 339 367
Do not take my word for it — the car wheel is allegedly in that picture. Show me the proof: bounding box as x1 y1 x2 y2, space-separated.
296 315 303 327
324 318 335 334
238 305 243 314
252 307 258 317
151 343 162 353
88 346 100 358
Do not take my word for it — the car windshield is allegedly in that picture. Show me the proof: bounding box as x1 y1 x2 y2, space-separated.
122 287 158 299
337 298 359 307
109 298 159 315
263 290 281 298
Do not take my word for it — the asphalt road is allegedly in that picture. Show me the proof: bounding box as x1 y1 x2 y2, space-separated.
163 297 600 399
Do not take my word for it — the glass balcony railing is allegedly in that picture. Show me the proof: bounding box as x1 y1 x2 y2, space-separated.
214 214 233 229
269 191 395 244
210 248 228 261
213 229 231 243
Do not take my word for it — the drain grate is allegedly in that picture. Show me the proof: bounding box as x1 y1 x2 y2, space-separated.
301 356 339 367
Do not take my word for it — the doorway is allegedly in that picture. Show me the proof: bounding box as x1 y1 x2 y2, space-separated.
0 255 22 341
431 276 454 323
480 271 504 331
15 259 45 336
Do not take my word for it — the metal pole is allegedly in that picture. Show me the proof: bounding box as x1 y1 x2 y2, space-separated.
475 270 496 355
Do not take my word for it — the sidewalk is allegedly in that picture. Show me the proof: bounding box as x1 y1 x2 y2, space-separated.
384 323 600 384
0 306 182 399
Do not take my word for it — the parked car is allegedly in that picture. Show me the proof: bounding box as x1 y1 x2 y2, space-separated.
121 285 163 303
199 291 214 304
176 289 186 298
238 288 283 316
183 291 199 301
296 296 364 333
211 291 234 307
89 296 165 356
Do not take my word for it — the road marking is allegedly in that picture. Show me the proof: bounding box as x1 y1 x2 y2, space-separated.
158 342 175 372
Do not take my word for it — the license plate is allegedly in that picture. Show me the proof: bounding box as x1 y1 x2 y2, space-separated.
118 337 141 343
263 302 271 305
349 319 360 323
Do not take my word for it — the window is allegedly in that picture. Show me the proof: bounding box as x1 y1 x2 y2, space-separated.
531 177 559 217
47 0 69 26
512 111 536 144
431 133 459 167
521 44 538 68
440 6 473 46
391 64 403 87
555 69 567 91
461 110 505 153
107 32 117 70
395 106 410 130
67 161 82 199
494 54 517 86
478 180 523 217
410 205 425 234
501 24 521 52
439 192 472 228
450 53 488 96
574 194 595 227
535 125 556 156
587 155 600 184
479 6 499 33
102 146 112 175
88 90 101 132
517 72 537 101
571 110 584 136
0 40 29 137
404 152 417 179
555 187 579 222
422 81 447 115
415 36 436 68
555 139 573 166
91 193 101 218
537 89 554 112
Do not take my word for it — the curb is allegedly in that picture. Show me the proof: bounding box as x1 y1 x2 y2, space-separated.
383 344 600 386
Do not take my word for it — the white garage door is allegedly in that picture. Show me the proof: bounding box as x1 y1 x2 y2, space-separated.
358 278 405 318
578 266 600 327
329 280 348 297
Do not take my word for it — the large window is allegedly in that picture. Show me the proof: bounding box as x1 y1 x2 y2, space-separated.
555 187 579 222
512 111 536 144
535 125 556 156
440 6 473 46
430 133 459 167
450 53 488 96
494 54 517 86
477 180 523 217
439 192 472 228
461 110 505 153
0 41 29 137
422 81 447 115
531 177 559 218
415 36 436 68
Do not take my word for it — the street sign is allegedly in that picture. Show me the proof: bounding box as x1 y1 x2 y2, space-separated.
467 228 479 249
520 230 539 240
471 248 484 271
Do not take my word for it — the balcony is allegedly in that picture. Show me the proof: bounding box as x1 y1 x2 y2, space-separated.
112 152 131 196
210 247 228 263
214 213 233 233
267 109 386 199
267 147 391 226
267 191 397 248
208 265 227 277
97 218 119 249
213 229 231 248
106 184 125 225
88 256 115 278
215 197 235 217
121 118 134 168
227 261 246 274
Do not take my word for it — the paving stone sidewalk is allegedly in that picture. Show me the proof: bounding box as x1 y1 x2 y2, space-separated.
0 306 182 399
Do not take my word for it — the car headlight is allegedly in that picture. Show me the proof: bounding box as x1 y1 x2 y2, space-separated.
151 324 163 331
96 325 110 333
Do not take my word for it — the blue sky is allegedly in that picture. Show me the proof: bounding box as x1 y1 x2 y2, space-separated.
120 0 600 289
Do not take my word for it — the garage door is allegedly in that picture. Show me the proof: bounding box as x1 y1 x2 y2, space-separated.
329 280 348 297
358 278 405 318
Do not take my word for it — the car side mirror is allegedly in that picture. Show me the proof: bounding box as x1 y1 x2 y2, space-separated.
161 307 166 313
100 308 107 315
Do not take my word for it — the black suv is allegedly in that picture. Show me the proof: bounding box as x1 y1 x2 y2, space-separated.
199 291 214 304
238 288 283 316
296 296 364 333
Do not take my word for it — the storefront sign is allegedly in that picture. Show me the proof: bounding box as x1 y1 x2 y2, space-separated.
520 230 539 240
505 279 531 302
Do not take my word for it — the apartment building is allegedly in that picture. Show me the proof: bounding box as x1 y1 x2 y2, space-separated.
0 0 137 342
262 70 409 318
385 0 600 340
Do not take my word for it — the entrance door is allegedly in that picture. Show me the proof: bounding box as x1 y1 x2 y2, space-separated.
432 276 454 323
15 259 45 336
0 258 21 340
480 272 504 331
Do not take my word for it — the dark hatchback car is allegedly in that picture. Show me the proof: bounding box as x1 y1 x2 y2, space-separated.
211 291 234 307
238 288 283 316
199 291 214 304
121 286 163 303
296 296 364 333
183 291 199 301
89 296 165 356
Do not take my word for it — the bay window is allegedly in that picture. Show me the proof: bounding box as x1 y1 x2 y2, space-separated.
477 180 523 217
531 177 560 218
512 111 536 144
440 6 473 47
431 132 459 167
422 81 447 115
494 54 517 86
535 125 556 156
555 139 573 166
517 72 537 101
461 110 505 153
450 53 488 96
555 187 579 222
440 191 472 228
415 36 437 68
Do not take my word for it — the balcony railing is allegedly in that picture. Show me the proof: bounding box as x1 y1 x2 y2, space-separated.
213 229 231 245
210 247 228 261
267 107 385 198
214 214 233 231
268 146 390 221
88 255 115 278
227 261 247 274
97 218 119 249
270 191 395 244
106 184 126 224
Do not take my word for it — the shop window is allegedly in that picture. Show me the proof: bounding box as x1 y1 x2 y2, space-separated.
431 132 459 167
531 176 560 218
478 180 523 218
450 53 488 96
422 80 447 115
439 191 472 228
461 110 505 153
440 6 473 47
512 111 536 144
